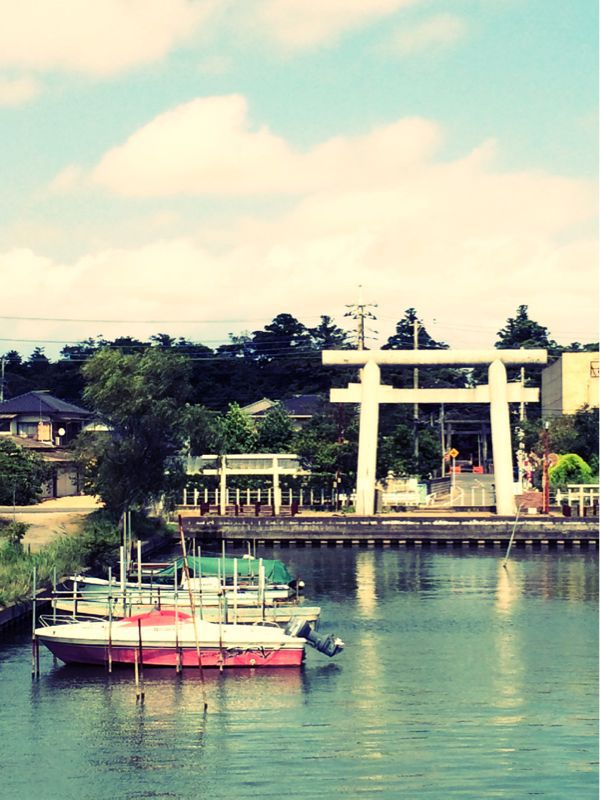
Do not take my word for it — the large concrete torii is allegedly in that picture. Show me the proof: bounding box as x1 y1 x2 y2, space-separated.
322 349 548 516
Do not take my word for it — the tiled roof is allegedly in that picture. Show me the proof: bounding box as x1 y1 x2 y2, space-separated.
0 390 90 417
279 394 324 416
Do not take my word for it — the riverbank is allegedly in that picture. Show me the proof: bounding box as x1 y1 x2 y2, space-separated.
179 511 599 547
0 506 173 632
0 496 103 552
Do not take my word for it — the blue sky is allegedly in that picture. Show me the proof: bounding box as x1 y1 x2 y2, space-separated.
0 0 597 358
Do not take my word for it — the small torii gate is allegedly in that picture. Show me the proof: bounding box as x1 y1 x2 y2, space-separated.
322 349 547 516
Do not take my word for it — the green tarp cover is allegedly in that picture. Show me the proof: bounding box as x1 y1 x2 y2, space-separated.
158 556 293 585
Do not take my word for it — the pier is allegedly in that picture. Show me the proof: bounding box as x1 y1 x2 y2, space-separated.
180 513 599 548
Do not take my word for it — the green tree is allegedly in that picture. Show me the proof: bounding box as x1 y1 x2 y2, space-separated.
219 403 258 453
293 410 358 489
182 404 224 455
257 403 294 452
0 439 50 505
79 348 192 517
309 315 351 349
251 313 313 361
496 305 558 351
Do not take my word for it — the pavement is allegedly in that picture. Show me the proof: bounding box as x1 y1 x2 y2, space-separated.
0 495 103 552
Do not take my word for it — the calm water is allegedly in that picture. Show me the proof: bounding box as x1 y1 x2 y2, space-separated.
0 548 597 800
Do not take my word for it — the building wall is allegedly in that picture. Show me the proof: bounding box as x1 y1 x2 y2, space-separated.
542 352 599 417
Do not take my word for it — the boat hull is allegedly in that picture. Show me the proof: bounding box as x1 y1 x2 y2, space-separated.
39 638 305 668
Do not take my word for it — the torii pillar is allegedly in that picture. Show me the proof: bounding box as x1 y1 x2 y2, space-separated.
323 349 547 517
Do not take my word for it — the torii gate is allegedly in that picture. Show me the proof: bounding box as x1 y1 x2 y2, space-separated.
322 349 547 516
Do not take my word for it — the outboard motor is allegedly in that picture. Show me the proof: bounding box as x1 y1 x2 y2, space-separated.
289 578 305 594
285 618 344 658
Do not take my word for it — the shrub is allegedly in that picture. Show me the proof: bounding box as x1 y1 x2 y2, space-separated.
549 454 594 489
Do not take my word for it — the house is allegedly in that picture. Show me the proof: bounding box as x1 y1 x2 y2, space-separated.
0 390 92 498
541 353 599 418
242 394 325 429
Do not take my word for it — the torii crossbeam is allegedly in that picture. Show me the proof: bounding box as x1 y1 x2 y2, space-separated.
322 349 547 516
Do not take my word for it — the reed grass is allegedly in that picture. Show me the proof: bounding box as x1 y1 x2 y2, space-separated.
0 511 172 608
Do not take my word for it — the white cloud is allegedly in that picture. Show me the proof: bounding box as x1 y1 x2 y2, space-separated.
0 0 217 77
0 76 40 106
8 98 598 353
253 0 417 49
90 95 440 196
48 165 84 194
383 14 467 56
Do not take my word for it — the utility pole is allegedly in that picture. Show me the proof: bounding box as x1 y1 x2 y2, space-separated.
519 366 526 421
345 287 377 350
413 319 420 462
541 422 550 514
0 356 4 403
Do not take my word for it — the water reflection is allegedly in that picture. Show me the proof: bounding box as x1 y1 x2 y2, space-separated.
2 548 597 800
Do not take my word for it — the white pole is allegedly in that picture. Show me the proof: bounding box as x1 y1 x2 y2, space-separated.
137 540 142 588
355 360 381 515
219 456 227 515
273 457 280 515
489 359 517 516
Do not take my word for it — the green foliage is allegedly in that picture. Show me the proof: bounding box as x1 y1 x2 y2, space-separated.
496 305 558 351
183 404 224 455
0 439 50 505
293 411 358 488
219 403 258 453
257 404 294 452
79 348 193 516
0 510 172 607
517 408 599 475
377 422 442 480
549 454 594 488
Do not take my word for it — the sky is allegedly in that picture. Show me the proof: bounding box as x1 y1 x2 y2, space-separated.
0 0 597 360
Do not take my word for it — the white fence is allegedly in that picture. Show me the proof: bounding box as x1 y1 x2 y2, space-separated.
181 486 337 508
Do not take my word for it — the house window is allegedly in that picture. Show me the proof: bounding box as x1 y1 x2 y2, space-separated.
17 422 39 438
0 418 10 432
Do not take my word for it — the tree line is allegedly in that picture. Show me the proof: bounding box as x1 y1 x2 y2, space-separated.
0 305 597 515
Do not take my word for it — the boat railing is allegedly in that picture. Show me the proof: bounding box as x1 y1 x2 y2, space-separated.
38 613 106 628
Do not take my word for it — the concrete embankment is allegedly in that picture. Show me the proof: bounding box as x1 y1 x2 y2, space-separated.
180 513 599 548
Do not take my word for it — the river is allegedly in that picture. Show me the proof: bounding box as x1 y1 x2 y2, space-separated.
0 547 597 799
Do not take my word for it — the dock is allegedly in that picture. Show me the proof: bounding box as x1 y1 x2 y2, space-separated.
180 513 599 549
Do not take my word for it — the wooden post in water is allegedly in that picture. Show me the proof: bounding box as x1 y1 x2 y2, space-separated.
233 557 238 624
52 567 57 625
107 594 113 674
72 577 78 619
178 516 208 712
136 619 145 704
31 566 39 679
174 584 181 674
502 505 523 569
258 558 265 622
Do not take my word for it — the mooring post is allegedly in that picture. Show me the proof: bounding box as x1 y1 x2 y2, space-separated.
31 566 39 680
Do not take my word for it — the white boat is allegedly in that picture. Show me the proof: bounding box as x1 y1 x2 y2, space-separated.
35 609 344 669
55 574 317 623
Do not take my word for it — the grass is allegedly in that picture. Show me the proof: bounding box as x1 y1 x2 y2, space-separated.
0 511 172 608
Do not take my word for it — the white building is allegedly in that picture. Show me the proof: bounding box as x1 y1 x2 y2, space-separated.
541 352 599 418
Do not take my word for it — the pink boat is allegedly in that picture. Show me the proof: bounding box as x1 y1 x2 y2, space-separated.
35 609 343 669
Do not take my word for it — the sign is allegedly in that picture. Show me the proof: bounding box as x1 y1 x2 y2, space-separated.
448 448 459 459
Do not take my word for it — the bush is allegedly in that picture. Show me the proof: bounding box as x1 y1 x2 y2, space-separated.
0 510 173 608
549 454 594 489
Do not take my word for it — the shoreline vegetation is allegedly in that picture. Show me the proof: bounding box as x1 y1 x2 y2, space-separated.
0 512 172 609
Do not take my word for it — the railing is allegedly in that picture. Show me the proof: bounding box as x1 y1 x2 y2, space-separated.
556 484 599 516
180 487 338 509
